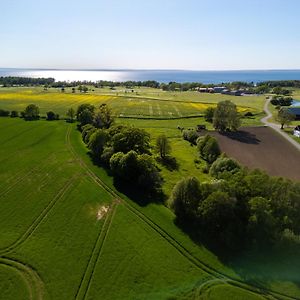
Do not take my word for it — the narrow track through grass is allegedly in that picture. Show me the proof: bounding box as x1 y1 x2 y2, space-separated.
75 202 117 300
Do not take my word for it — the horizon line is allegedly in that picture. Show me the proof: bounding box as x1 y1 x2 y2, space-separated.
2 67 300 72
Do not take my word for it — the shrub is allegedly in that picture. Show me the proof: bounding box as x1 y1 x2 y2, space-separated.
204 107 215 123
209 156 241 178
170 177 201 221
46 111 59 120
244 111 253 117
0 109 10 117
10 111 19 118
88 129 109 156
23 104 39 120
197 135 221 164
100 147 115 166
112 127 150 154
182 129 198 145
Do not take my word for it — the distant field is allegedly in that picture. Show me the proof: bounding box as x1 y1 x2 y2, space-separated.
1 118 299 299
205 126 300 181
0 87 263 119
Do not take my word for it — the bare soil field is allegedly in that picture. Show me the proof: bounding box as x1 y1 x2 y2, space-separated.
205 126 300 181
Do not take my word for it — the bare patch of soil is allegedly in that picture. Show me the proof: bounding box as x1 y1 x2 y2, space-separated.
203 127 300 181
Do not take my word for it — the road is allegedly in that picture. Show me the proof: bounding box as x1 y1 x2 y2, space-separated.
261 97 300 151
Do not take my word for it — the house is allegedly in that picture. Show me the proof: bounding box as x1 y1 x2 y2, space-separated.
294 125 300 138
213 86 227 93
287 107 300 120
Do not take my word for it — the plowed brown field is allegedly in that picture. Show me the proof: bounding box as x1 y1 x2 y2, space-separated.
205 126 300 181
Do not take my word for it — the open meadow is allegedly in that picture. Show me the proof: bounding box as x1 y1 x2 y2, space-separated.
1 87 300 299
1 117 300 299
0 87 264 119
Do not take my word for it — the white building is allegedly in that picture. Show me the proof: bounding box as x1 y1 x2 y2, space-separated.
294 125 300 138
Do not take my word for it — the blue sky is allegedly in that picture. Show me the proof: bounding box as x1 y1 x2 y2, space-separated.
1 0 300 70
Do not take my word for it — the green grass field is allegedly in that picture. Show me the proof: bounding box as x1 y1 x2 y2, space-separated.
1 117 300 299
0 87 264 119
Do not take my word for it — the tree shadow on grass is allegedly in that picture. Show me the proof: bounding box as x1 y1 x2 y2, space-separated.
175 217 300 292
219 130 261 144
113 176 166 207
156 156 179 171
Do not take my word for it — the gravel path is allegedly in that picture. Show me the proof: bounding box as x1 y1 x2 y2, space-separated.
261 98 300 151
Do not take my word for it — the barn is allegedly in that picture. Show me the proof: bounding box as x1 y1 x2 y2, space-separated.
287 107 300 120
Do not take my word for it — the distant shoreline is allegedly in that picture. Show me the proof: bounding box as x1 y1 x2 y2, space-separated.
1 68 300 84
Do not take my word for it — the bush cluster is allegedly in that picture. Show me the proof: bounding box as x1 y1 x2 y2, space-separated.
81 122 162 199
170 164 300 250
270 96 293 106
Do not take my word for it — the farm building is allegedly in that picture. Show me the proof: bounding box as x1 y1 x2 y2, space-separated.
294 125 300 137
221 89 242 96
198 87 214 93
287 107 300 120
213 86 227 93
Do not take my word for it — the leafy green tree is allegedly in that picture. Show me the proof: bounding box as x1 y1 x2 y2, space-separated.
76 104 95 119
272 86 282 95
112 127 150 154
276 108 295 129
204 107 215 123
213 100 241 131
46 111 59 120
78 109 94 126
109 151 162 195
156 134 171 159
82 86 88 93
100 146 115 166
247 197 277 244
88 129 109 156
81 124 96 143
182 129 198 144
197 135 220 164
210 156 241 178
10 111 19 118
24 104 40 120
66 108 75 122
93 104 114 129
0 109 10 117
199 191 239 247
170 177 201 221
136 154 162 192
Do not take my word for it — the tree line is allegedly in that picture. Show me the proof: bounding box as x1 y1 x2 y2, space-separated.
173 133 300 251
77 103 166 203
4 76 300 92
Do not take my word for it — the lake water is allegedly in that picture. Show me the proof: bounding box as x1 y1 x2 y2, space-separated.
1 68 300 84
292 100 300 107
